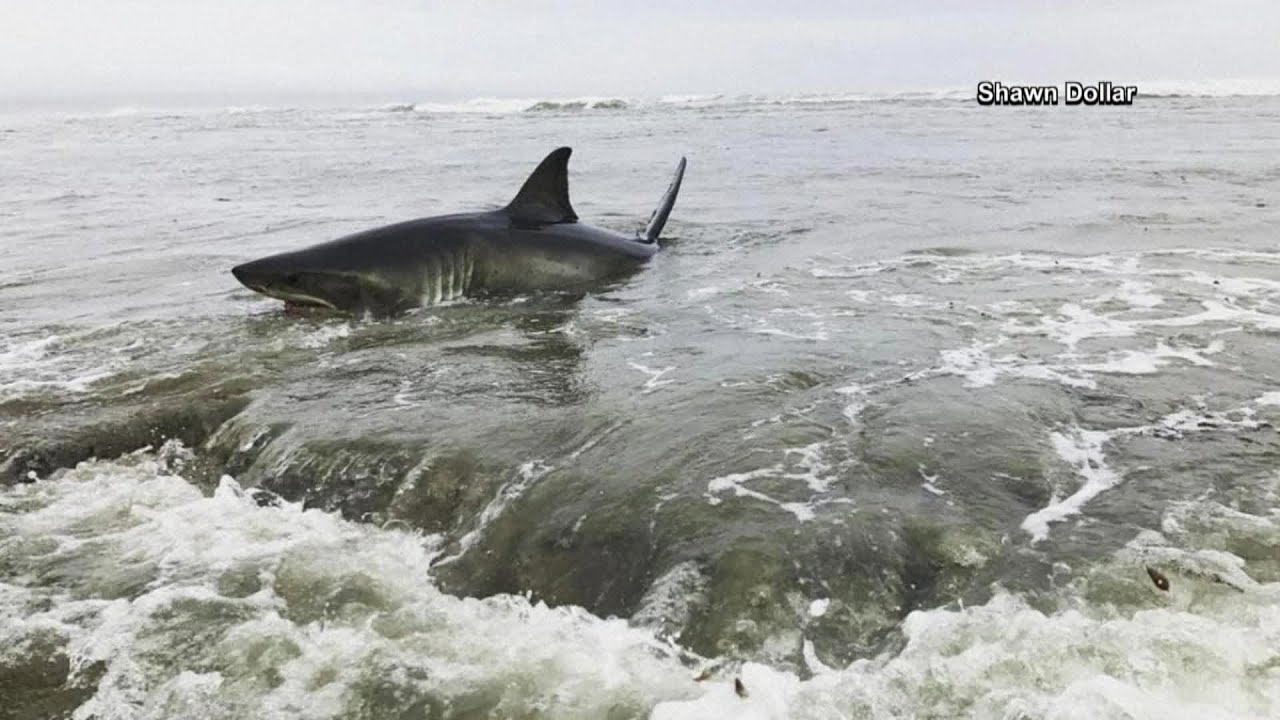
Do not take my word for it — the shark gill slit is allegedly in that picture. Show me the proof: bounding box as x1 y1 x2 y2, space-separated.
442 251 454 300
464 246 474 295
440 253 449 301
458 249 467 297
453 250 462 298
455 249 465 297
423 256 438 305
452 248 462 298
444 251 453 300
432 256 443 304
452 249 462 298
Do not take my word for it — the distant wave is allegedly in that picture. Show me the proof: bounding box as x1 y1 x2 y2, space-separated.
526 98 629 111
21 79 1280 120
222 105 273 115
734 88 976 105
1134 78 1280 98
395 81 1280 114
398 88 977 115
389 82 1275 115
402 96 632 114
73 104 299 120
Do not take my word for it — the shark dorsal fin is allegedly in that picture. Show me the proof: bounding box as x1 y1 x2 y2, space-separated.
505 147 578 226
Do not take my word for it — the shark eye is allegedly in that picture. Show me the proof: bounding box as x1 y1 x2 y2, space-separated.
285 273 301 285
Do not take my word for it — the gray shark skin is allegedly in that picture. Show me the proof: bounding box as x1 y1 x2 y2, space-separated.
231 147 686 316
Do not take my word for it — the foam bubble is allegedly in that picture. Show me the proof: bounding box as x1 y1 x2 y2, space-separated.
1022 428 1122 542
705 441 849 522
628 360 678 393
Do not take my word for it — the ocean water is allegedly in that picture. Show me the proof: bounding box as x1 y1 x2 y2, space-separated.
2 91 1280 719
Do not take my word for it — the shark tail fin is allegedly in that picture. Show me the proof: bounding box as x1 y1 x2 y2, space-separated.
640 156 686 244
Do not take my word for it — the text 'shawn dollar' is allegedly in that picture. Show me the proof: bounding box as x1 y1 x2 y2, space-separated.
976 81 1138 106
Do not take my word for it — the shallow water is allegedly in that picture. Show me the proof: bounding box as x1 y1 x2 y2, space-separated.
2 94 1280 718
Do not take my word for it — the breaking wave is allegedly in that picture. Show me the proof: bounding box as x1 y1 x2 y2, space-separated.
367 82 1280 115
3 444 1277 719
15 79 1279 121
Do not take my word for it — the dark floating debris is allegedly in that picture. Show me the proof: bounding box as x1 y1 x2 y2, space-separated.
734 678 748 699
248 488 283 508
1146 566 1170 591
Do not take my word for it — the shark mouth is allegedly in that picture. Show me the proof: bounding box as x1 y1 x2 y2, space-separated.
283 299 334 315
248 286 339 313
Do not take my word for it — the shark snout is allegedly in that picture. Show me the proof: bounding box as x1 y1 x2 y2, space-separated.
232 261 295 301
231 259 291 291
230 262 271 292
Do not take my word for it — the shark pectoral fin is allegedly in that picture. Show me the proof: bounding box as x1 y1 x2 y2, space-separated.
354 275 408 315
505 146 579 227
640 156 686 244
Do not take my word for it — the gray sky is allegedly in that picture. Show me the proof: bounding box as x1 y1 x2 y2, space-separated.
3 0 1278 103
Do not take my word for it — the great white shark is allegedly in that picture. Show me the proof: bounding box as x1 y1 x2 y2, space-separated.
231 147 685 315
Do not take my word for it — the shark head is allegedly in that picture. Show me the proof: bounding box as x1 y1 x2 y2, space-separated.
231 252 398 314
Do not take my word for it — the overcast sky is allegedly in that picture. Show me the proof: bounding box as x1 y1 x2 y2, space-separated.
3 1 1278 103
